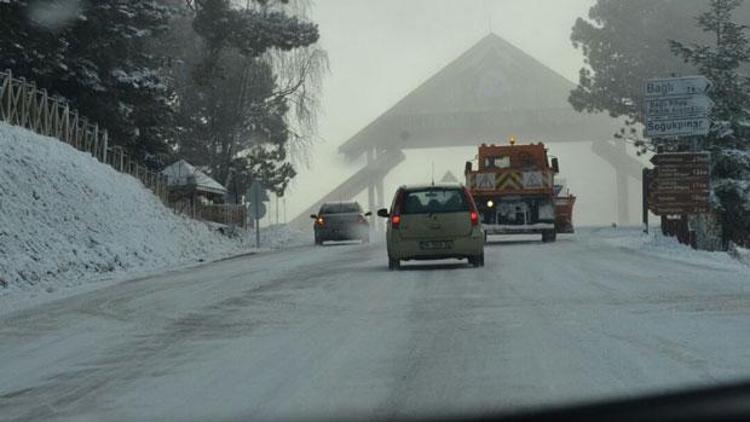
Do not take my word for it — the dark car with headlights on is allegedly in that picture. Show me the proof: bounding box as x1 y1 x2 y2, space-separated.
310 202 372 245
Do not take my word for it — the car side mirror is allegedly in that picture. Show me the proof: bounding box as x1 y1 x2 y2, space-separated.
551 157 560 174
364 211 372 217
310 214 318 219
376 208 389 218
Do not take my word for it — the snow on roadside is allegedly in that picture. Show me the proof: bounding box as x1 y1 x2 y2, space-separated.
597 226 748 271
257 224 310 248
731 245 750 266
0 122 255 307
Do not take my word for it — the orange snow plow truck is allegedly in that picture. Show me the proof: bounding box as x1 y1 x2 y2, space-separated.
464 140 576 243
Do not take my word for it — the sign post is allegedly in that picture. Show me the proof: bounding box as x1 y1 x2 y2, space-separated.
247 181 269 248
642 168 651 234
643 76 713 241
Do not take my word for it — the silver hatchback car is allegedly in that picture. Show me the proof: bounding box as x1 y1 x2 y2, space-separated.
377 184 485 270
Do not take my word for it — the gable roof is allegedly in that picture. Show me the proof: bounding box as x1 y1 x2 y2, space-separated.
160 160 227 195
339 33 617 158
440 170 459 183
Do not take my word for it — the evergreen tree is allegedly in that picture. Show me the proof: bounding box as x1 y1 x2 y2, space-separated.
670 0 750 245
175 0 319 197
569 0 706 143
0 0 176 166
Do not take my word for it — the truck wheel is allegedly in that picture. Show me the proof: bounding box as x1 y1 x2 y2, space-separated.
542 230 557 243
388 257 400 271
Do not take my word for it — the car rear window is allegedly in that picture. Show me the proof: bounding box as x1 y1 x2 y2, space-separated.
401 189 469 214
320 203 361 214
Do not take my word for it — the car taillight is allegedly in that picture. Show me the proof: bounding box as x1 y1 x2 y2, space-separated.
316 217 325 226
463 187 480 227
391 214 401 229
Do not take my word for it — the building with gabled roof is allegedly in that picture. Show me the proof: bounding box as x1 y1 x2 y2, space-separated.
293 33 638 227
338 33 617 159
161 159 227 198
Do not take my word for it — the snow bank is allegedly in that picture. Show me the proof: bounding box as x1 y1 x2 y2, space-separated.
597 226 748 271
256 224 310 248
0 122 252 303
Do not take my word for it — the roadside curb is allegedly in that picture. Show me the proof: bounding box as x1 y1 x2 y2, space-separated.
212 250 259 263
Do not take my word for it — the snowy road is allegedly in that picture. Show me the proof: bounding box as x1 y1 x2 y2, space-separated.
2 228 750 421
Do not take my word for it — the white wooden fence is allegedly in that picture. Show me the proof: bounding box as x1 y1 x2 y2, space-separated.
0 69 168 202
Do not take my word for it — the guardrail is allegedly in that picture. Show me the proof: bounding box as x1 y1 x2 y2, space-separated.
0 69 168 202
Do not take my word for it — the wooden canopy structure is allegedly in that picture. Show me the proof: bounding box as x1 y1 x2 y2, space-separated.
293 34 639 227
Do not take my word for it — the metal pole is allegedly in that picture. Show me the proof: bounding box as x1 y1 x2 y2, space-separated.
254 186 261 248
642 168 650 234
255 217 260 248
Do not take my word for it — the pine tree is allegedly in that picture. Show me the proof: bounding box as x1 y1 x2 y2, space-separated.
175 0 320 197
670 0 750 246
0 1 176 166
569 0 705 143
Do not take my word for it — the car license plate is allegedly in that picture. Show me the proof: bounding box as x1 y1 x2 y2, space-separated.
420 240 452 250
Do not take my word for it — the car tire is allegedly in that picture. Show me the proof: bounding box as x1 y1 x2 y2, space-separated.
470 254 484 267
542 230 557 243
388 257 400 271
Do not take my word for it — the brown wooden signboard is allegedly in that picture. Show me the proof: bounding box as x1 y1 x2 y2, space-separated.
649 192 710 203
653 166 710 178
652 180 710 190
650 153 710 166
647 152 711 216
651 205 711 215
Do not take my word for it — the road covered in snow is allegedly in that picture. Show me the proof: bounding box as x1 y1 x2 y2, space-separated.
1 227 750 421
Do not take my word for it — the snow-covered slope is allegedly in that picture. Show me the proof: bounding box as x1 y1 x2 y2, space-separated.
0 122 250 301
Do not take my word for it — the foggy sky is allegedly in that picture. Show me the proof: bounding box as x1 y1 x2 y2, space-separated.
278 0 645 227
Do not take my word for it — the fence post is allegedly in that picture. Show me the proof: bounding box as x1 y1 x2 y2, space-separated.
20 78 28 128
26 81 34 130
83 118 89 151
63 104 70 144
161 175 168 203
71 111 79 148
54 102 60 138
36 86 42 134
101 130 108 163
93 123 99 159
39 88 48 135
3 70 10 122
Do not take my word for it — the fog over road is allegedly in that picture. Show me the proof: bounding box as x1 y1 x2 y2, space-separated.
2 228 750 421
